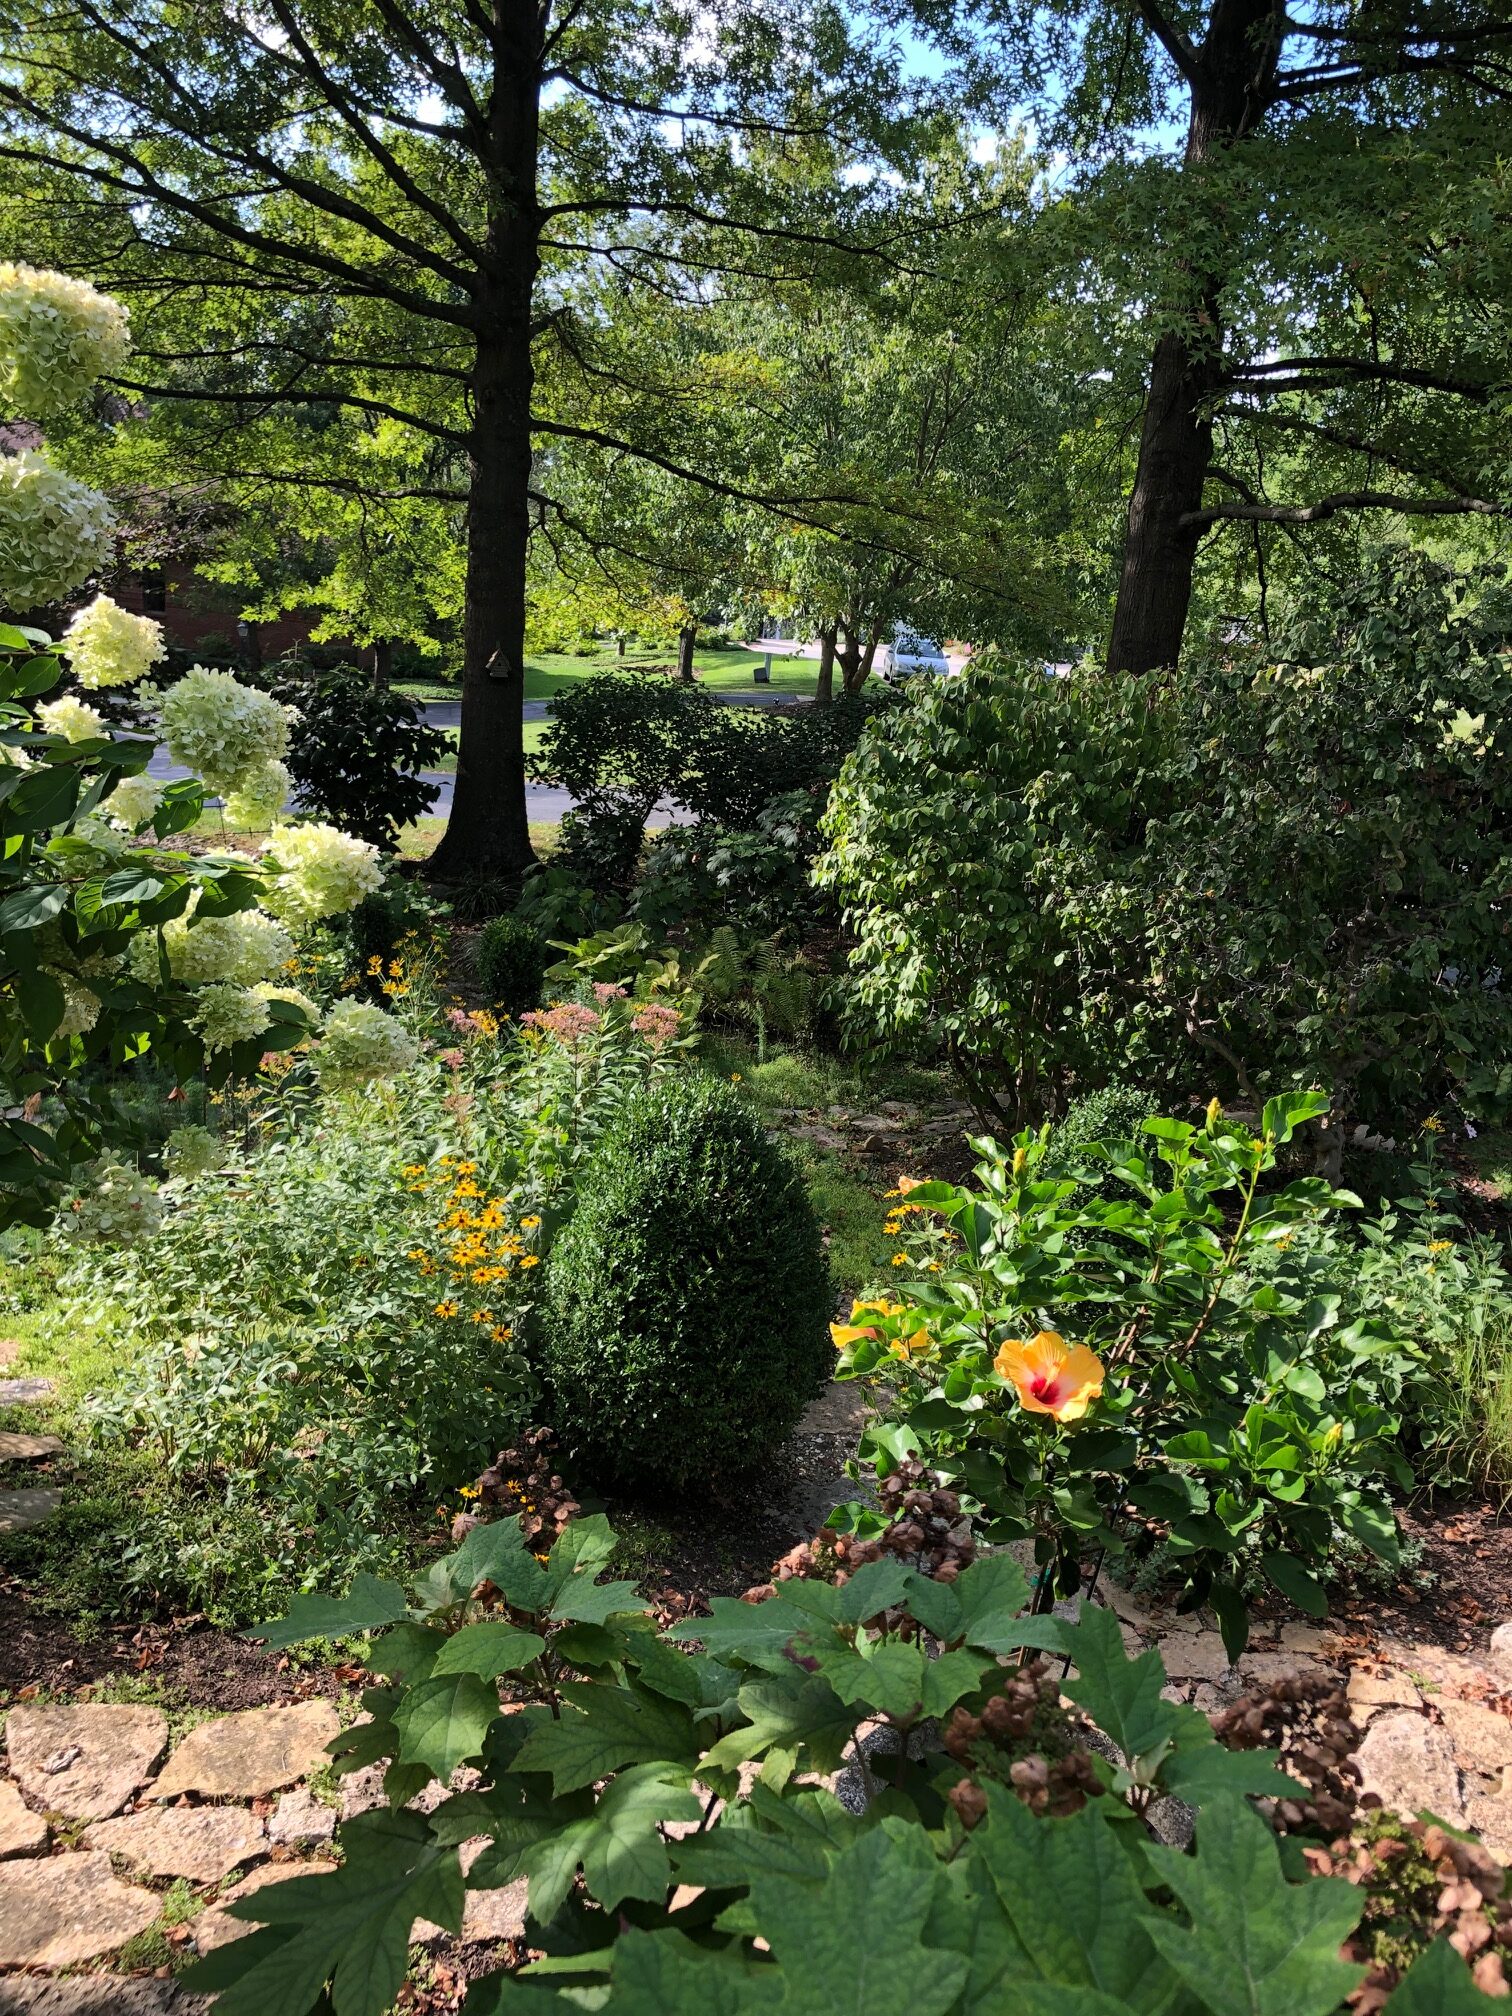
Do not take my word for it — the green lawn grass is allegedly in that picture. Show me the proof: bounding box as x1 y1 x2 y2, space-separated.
398 643 817 706
424 718 548 774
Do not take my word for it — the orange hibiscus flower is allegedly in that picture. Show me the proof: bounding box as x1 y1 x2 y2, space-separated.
994 1331 1104 1422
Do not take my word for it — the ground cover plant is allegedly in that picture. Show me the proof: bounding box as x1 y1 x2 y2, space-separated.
182 1505 1494 2015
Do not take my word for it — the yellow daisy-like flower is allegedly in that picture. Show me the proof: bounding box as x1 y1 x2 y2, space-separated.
521 1215 541 1230
994 1330 1105 1423
890 1252 908 1267
433 1299 459 1319
519 1253 540 1269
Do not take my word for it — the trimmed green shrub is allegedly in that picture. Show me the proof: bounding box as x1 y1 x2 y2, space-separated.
1051 1082 1159 1165
475 914 548 1020
539 1076 831 1493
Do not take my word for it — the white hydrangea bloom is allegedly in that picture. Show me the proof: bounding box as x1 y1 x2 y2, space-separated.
187 981 272 1052
223 756 291 829
60 1157 163 1246
102 772 164 830
62 594 165 691
67 814 125 871
317 1000 419 1088
0 450 115 608
0 264 130 417
41 967 101 1038
253 980 320 1023
163 1124 222 1182
127 905 293 988
158 667 291 797
36 691 107 742
262 821 382 926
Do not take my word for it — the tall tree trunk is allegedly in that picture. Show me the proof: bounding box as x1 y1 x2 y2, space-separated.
835 621 862 693
371 638 393 690
814 624 836 708
677 622 697 684
842 621 882 696
1106 0 1283 675
428 2 540 881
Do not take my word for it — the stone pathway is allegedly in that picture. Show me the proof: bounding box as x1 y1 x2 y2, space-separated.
0 1693 527 1987
0 1372 63 1539
1104 1579 1512 1858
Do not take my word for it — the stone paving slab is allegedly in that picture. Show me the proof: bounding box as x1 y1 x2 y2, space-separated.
153 1700 340 1800
0 1778 47 1858
6 1703 167 1821
87 1802 266 1882
0 1977 207 2013
191 1857 337 1955
0 1851 160 1968
268 1786 336 1846
0 1377 56 1404
0 1486 63 1532
0 1430 64 1460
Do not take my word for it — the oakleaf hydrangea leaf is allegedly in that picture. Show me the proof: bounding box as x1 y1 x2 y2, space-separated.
751 1824 968 2016
1143 1797 1363 2016
246 1572 408 1651
1384 1939 1506 2012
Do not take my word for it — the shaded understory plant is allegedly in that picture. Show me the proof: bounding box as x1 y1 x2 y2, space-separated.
187 1506 1490 2015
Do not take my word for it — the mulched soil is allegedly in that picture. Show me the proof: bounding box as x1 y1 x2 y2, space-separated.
0 1587 345 1708
1328 1495 1512 1654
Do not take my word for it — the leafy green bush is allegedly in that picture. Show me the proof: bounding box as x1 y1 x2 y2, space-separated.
273 666 446 851
1266 1131 1512 1497
819 556 1512 1128
539 1075 830 1492
534 673 894 894
834 1093 1422 1654
635 792 822 937
338 880 450 993
63 1059 544 1616
475 914 547 1020
193 1509 1493 2016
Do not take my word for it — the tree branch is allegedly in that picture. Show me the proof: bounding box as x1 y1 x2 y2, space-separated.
1183 488 1509 526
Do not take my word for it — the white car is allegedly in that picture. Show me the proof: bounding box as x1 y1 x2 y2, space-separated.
879 631 950 679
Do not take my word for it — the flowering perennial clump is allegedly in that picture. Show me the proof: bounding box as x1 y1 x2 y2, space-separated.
0 262 130 416
62 593 165 690
402 1156 539 1345
223 757 292 830
159 666 292 798
254 980 320 1022
0 449 115 607
261 820 383 926
318 1000 419 1088
128 905 294 989
631 1001 681 1048
42 967 102 1039
520 1002 601 1047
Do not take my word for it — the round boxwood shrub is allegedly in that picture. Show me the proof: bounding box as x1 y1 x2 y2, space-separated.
539 1076 831 1494
475 914 547 1020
